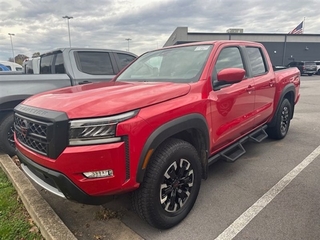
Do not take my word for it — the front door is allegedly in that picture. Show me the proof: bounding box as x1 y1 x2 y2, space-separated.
208 45 255 153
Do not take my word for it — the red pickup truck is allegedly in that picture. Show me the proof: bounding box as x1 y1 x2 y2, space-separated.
14 41 300 229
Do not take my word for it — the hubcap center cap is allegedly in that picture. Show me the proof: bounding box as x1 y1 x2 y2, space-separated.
173 180 180 188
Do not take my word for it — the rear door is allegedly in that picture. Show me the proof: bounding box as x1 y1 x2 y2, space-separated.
208 44 255 153
245 46 276 126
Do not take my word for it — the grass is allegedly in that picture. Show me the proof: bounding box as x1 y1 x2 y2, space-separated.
0 167 43 240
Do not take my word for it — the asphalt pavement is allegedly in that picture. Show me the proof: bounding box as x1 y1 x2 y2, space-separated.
1 75 320 240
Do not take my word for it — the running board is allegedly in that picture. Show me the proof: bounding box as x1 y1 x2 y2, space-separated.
208 125 269 165
220 139 247 162
248 125 268 143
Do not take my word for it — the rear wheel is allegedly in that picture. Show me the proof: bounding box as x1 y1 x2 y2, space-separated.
0 112 16 156
267 99 292 139
132 138 202 229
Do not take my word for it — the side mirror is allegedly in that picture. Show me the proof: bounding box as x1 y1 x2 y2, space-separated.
217 68 245 83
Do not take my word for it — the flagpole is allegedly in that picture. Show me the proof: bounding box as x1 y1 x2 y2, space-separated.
303 17 305 33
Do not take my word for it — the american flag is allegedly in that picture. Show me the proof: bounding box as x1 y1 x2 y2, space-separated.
288 21 304 34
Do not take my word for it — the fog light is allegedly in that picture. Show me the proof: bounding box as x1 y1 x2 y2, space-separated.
83 170 114 178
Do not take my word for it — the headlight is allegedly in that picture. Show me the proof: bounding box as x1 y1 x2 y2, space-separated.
69 110 138 146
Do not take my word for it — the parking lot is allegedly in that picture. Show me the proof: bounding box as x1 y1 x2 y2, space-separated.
4 75 320 240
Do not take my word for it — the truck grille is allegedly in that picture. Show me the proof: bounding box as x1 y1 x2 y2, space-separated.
15 114 50 156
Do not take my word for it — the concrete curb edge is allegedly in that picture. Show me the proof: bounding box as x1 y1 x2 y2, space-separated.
0 154 77 240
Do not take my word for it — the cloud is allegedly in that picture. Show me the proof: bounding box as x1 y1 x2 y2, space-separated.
0 0 319 61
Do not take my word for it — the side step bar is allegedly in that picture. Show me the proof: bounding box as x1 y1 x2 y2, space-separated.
208 125 268 165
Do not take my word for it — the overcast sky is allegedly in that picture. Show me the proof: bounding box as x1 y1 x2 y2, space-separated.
1 0 319 62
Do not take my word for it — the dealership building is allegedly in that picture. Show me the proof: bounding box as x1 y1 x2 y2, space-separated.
164 27 320 66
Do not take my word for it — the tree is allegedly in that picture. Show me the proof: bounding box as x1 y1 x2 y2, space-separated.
32 52 40 58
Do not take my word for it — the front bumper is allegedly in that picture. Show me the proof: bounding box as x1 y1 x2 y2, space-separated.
17 149 114 204
16 138 137 205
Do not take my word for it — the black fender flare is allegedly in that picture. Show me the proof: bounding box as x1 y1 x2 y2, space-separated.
136 113 209 183
268 83 296 127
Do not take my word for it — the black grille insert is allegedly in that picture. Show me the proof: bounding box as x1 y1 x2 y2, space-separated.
15 114 50 156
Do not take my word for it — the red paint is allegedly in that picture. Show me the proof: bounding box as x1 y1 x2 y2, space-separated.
16 40 300 200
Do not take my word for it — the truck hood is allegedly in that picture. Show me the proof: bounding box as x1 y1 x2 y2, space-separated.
23 81 191 119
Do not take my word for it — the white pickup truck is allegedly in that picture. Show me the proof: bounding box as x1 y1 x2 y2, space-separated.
0 47 137 156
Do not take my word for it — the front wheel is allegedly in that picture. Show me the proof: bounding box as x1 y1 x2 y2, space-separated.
0 112 16 156
132 138 202 229
267 99 292 139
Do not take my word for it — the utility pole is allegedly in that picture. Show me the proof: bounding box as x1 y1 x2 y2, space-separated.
8 33 15 63
125 38 132 51
62 15 73 47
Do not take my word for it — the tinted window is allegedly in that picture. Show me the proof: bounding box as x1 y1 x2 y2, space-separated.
76 52 115 75
305 62 316 65
212 47 245 89
246 47 267 76
215 47 244 74
116 53 136 70
54 53 65 73
40 54 54 74
5 65 12 70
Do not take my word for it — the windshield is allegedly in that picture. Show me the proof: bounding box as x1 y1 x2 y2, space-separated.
117 45 213 83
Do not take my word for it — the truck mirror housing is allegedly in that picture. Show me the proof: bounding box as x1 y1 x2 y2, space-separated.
217 68 245 83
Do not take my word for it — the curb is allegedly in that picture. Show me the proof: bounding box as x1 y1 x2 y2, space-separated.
0 154 77 240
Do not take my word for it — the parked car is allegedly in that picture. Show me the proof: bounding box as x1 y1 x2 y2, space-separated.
0 61 23 71
14 40 300 229
0 64 10 71
286 61 317 76
0 48 137 156
314 61 320 75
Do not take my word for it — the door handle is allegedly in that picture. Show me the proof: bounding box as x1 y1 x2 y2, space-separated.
246 85 255 94
269 80 275 87
78 81 92 85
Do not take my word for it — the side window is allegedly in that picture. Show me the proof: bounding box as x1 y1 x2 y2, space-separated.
40 54 54 74
76 51 115 75
54 53 65 74
212 47 244 89
116 53 136 70
246 47 267 76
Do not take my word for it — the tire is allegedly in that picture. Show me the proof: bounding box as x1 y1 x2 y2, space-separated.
317 69 320 75
308 73 313 76
0 112 16 156
267 99 292 140
132 138 202 229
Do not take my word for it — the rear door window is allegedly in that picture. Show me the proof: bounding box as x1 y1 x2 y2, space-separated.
116 53 136 70
54 53 65 73
40 54 54 74
246 47 267 76
75 51 115 75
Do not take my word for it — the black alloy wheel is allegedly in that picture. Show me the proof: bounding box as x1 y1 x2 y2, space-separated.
131 138 202 229
267 98 292 140
160 158 194 213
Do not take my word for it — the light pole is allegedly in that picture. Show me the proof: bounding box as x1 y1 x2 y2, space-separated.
8 33 15 63
62 15 73 47
125 38 132 51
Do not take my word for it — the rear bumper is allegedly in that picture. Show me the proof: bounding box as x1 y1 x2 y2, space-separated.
17 149 115 205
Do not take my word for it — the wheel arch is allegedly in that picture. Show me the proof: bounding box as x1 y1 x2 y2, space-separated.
268 84 295 128
136 114 210 183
